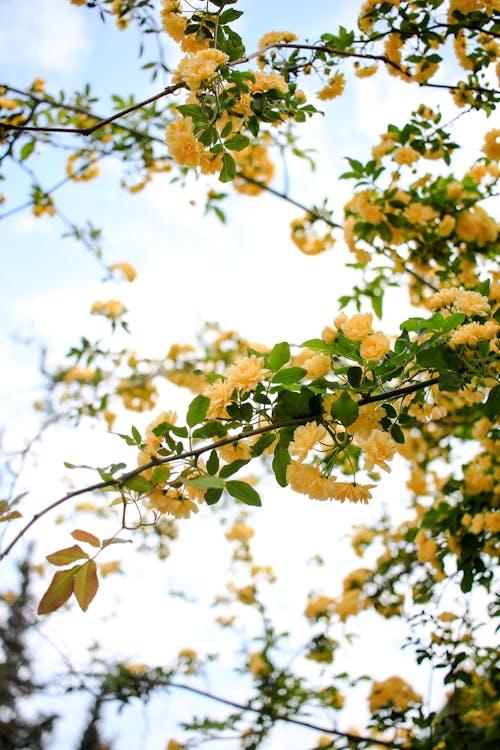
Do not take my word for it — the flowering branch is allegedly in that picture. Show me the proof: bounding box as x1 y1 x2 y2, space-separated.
0 375 439 561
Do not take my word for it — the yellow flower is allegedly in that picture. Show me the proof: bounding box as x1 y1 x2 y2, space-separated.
289 421 327 462
165 116 203 168
248 652 271 678
233 143 275 195
438 215 456 237
482 129 500 160
304 594 335 619
90 299 125 319
258 31 297 50
303 353 331 378
359 332 390 361
317 71 345 101
329 481 376 504
341 313 373 341
453 290 490 317
172 49 229 91
203 378 234 420
286 461 337 501
456 206 498 246
428 287 459 309
369 676 422 713
354 63 378 78
449 320 499 347
225 355 269 392
248 70 289 94
66 151 100 181
359 430 397 473
108 261 137 282
348 403 385 439
393 146 420 166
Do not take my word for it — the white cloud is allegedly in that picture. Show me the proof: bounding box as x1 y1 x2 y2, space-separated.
0 0 89 75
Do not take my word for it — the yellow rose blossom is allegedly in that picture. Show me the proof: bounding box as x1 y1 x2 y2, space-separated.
428 287 459 309
321 325 337 344
66 151 100 181
249 70 289 94
453 290 490 317
317 71 345 101
404 203 438 224
304 594 335 619
286 461 337 501
165 116 203 168
415 529 438 564
289 421 327 462
359 429 397 473
303 353 331 378
354 63 378 78
108 261 137 282
348 403 385 439
482 129 500 160
248 652 270 678
218 439 252 463
225 522 255 541
369 676 422 713
203 378 234 419
233 143 275 195
90 299 125 319
484 512 500 533
393 145 420 166
438 215 456 237
335 589 364 620
341 313 373 341
172 49 229 90
258 30 297 50
449 320 499 347
359 332 390 361
456 206 498 246
329 481 376 504
167 740 184 750
225 355 269 391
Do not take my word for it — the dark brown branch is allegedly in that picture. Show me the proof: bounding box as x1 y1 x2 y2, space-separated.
0 375 439 561
1 83 185 136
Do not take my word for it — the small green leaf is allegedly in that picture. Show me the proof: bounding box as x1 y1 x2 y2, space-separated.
485 384 500 420
131 425 142 445
347 366 362 388
46 545 89 566
268 342 290 372
186 394 210 427
390 424 405 444
206 449 220 475
74 560 99 612
272 445 291 488
330 391 359 427
20 141 35 161
219 459 250 478
205 487 223 505
123 475 151 493
224 133 249 151
220 152 236 182
225 480 261 506
38 567 77 615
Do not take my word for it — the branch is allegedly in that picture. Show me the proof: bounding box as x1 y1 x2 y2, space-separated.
0 83 185 136
156 678 404 749
0 376 439 561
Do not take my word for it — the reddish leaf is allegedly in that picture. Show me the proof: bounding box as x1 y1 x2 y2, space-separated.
46 544 89 566
71 529 101 548
74 560 99 612
37 567 76 615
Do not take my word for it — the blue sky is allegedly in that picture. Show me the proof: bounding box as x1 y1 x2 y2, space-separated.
0 2 496 748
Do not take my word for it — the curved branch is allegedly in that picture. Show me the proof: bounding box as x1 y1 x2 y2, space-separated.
0 376 439 561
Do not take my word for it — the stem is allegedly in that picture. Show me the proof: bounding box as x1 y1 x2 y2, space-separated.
0 376 439 561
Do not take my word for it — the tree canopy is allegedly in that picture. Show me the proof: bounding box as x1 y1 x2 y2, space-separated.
0 1 499 748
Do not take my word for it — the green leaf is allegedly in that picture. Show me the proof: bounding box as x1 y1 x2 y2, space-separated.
187 394 210 427
485 384 500 420
192 422 228 439
205 487 223 505
185 475 225 490
71 529 101 548
224 133 249 151
20 141 35 161
219 459 250 478
250 432 276 458
390 424 405 444
220 152 236 182
131 425 142 445
74 560 99 612
206 449 220 475
38 567 77 615
268 342 290 372
272 444 291 488
347 366 362 388
150 465 171 485
225 480 261 506
271 367 306 385
46 545 89 566
123 475 151 493
330 391 359 427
